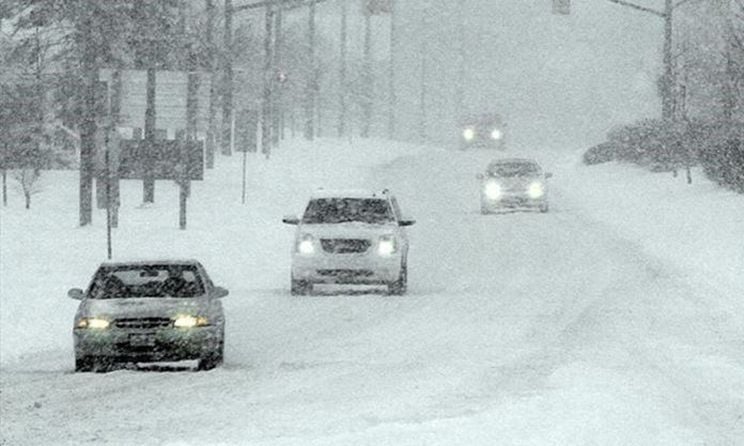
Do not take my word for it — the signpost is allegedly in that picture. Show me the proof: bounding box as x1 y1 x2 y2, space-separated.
98 69 209 229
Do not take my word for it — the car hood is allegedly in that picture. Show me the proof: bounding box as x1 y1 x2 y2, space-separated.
78 297 209 319
486 176 544 189
298 222 397 239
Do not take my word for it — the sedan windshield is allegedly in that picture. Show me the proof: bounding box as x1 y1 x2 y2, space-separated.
88 264 205 299
488 162 540 177
302 198 394 224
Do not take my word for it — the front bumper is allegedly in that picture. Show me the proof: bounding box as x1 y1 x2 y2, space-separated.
481 193 547 211
74 326 221 362
292 252 403 284
460 138 505 150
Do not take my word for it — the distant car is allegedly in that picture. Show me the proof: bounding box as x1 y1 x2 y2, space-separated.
478 158 552 213
68 259 228 372
282 189 415 295
459 113 507 150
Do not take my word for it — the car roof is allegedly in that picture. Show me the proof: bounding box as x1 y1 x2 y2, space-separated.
309 188 390 199
459 112 504 124
99 259 201 267
488 157 541 166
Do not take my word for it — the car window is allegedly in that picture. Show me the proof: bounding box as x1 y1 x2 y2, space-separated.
88 264 206 299
302 198 394 224
488 162 540 177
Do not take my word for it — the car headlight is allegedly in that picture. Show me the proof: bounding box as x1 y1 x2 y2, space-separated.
527 181 545 198
484 181 502 200
377 235 398 256
491 129 503 140
463 128 475 141
76 317 110 329
173 315 209 328
297 234 315 255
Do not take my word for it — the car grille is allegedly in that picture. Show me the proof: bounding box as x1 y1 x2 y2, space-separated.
320 239 371 254
317 269 373 277
113 317 172 330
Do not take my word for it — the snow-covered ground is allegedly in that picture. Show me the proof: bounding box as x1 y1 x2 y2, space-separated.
1 138 742 445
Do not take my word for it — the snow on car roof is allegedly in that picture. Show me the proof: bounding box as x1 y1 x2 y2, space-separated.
99 258 201 267
309 188 390 199
490 157 539 164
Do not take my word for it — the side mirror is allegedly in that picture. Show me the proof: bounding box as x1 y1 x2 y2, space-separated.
211 286 229 299
282 215 300 225
68 288 85 300
545 172 553 179
399 219 416 227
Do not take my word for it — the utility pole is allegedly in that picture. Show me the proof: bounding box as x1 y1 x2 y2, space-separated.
338 0 348 137
303 0 316 140
222 0 234 155
600 0 674 121
362 7 372 138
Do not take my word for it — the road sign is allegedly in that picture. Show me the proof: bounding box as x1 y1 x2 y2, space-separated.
99 69 211 132
118 140 204 181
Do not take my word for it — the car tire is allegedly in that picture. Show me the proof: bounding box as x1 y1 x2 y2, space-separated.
75 356 93 372
197 332 224 371
89 356 113 373
291 278 312 296
388 262 408 296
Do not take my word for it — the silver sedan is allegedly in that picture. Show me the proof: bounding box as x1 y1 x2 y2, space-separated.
68 259 228 372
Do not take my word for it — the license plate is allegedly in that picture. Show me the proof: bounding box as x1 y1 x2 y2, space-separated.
129 333 155 347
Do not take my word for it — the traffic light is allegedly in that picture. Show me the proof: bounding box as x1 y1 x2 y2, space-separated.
553 0 570 15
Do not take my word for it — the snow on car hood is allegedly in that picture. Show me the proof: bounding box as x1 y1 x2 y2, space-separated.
297 222 398 239
78 297 208 319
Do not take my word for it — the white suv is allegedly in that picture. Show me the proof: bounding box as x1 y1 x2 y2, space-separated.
282 189 415 295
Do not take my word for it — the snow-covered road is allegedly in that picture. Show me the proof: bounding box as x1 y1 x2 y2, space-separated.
1 140 742 445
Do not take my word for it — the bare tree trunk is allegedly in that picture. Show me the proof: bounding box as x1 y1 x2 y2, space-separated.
206 0 217 168
272 7 282 148
262 4 274 158
361 10 372 138
222 0 234 155
79 7 97 226
388 0 397 139
303 0 316 140
143 68 156 203
338 0 347 137
2 169 6 207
